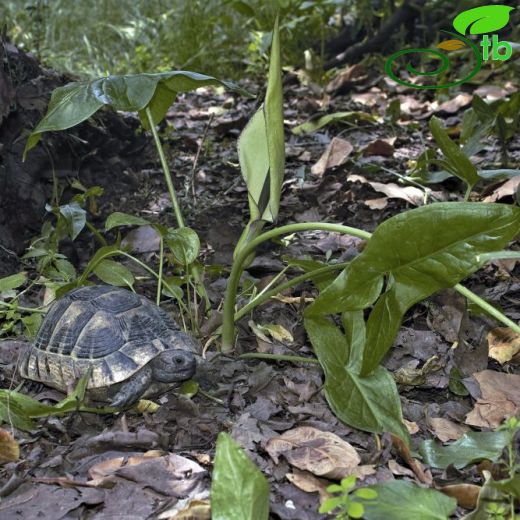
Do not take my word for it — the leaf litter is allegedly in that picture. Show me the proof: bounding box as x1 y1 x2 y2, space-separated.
0 44 519 520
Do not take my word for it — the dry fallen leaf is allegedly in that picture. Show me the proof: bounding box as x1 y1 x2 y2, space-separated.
391 434 431 484
0 428 20 463
465 370 520 429
426 417 469 442
88 452 206 497
286 468 331 501
440 483 480 509
362 139 395 157
311 137 354 176
326 64 366 93
121 225 161 253
347 174 445 207
487 327 520 364
388 459 416 478
266 426 361 479
365 198 388 210
434 93 473 114
166 499 211 520
483 177 520 203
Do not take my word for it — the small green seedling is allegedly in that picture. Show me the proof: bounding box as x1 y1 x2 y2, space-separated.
319 475 377 519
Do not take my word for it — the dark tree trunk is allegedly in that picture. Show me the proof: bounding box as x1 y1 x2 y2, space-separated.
324 0 428 70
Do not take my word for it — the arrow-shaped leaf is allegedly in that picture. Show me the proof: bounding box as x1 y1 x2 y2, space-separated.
235 17 284 257
24 71 251 159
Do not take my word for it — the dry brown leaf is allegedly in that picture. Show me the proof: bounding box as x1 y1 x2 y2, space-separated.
266 426 360 479
465 370 520 429
348 174 445 207
311 137 354 176
362 139 395 157
391 434 431 484
272 295 314 304
0 428 19 463
367 182 424 205
483 177 520 203
88 452 206 497
352 464 377 481
474 84 517 101
364 198 388 210
248 320 272 343
487 327 520 364
434 93 473 114
168 499 211 520
388 459 415 478
326 64 366 93
426 417 469 442
286 468 331 501
351 91 386 108
437 39 466 51
440 483 480 509
404 419 420 435
121 225 161 253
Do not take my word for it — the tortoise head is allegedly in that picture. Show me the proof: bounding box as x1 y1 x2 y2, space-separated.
151 331 199 383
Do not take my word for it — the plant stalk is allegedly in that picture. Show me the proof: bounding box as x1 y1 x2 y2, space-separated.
454 283 520 334
224 222 520 352
234 261 349 322
221 222 371 352
145 107 185 229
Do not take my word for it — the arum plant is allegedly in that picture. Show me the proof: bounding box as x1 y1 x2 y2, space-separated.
24 71 250 232
24 69 251 316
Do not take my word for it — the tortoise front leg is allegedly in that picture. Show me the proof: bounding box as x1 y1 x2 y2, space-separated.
109 364 153 408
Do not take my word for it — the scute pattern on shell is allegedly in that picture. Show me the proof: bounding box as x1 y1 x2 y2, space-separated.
21 285 183 390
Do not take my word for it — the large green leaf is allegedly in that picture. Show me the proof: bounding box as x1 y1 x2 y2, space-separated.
307 203 520 375
305 315 409 441
0 272 27 293
361 481 457 520
429 116 479 189
105 211 150 231
165 227 200 265
79 245 123 284
58 202 87 241
453 5 514 35
211 432 270 520
24 71 250 158
361 203 520 374
420 431 510 469
0 370 92 431
235 17 284 256
93 259 134 289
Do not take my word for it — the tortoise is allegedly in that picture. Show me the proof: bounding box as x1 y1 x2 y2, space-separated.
19 285 198 408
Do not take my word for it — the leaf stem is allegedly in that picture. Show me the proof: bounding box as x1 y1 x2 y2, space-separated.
145 107 185 228
454 283 520 334
0 301 47 314
234 262 350 322
221 222 370 352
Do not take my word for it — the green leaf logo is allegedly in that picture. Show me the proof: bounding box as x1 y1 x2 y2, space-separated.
453 5 514 35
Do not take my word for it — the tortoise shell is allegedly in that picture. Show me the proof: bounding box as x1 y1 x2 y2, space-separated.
20 285 195 393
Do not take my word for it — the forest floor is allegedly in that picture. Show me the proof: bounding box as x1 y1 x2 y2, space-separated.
0 60 519 519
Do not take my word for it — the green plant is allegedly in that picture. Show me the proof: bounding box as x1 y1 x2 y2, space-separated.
12 17 520 452
319 475 377 519
23 69 251 328
211 432 270 520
